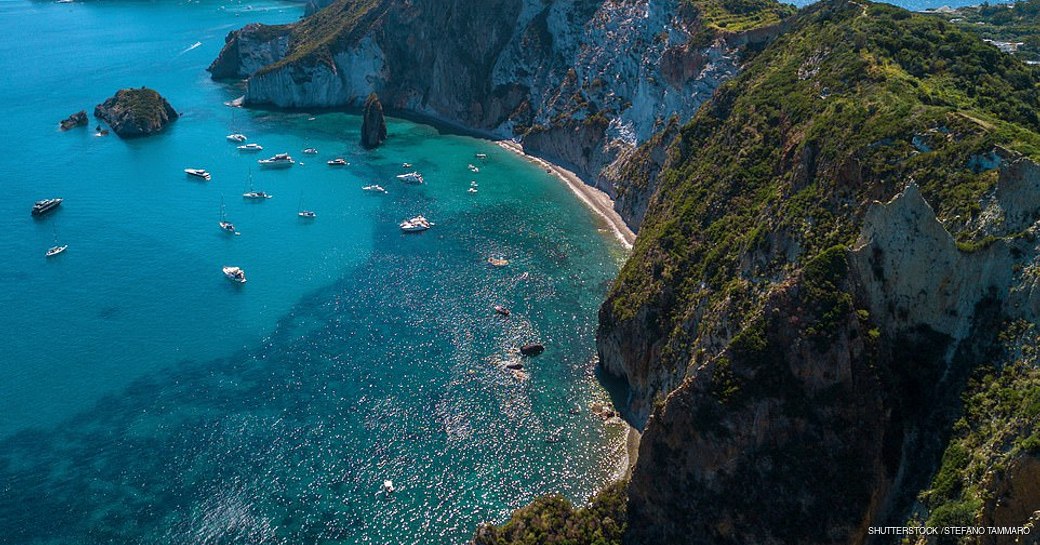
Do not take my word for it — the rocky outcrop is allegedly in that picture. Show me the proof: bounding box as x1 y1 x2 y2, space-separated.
93 88 177 138
360 92 386 148
207 23 291 80
59 110 87 130
214 0 789 230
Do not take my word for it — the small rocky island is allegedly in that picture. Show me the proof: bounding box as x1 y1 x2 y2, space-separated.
59 110 88 130
360 93 386 149
94 87 178 138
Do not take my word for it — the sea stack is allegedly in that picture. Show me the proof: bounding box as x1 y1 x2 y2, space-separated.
59 110 88 130
94 87 178 138
360 92 387 149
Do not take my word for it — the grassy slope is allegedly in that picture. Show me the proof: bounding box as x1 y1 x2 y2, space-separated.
683 0 795 32
256 0 386 75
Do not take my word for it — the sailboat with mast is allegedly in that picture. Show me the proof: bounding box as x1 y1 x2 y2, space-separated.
219 196 239 235
45 226 67 257
242 170 272 200
226 109 246 143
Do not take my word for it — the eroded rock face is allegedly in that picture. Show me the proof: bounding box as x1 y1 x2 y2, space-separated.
93 88 178 138
214 0 785 230
207 23 291 80
360 93 387 149
59 110 88 130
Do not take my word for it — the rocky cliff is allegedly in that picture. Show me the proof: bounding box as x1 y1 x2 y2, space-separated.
598 1 1040 543
94 87 178 138
211 0 792 230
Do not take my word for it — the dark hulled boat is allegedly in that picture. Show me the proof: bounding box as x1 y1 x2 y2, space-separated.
31 198 63 217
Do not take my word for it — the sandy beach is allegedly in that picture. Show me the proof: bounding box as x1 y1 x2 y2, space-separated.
496 141 636 249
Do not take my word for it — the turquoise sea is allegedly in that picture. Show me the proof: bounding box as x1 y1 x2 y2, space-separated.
0 1 628 543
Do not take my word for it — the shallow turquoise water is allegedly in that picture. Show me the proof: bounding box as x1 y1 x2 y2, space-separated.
0 1 627 543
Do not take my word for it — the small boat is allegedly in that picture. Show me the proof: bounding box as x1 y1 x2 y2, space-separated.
222 266 247 284
362 185 387 193
396 172 424 184
297 194 316 218
470 180 478 187
475 153 488 159
467 164 479 173
402 163 412 168
381 480 396 495
226 133 247 143
258 153 294 168
237 143 263 152
31 198 63 217
302 148 318 155
185 168 211 181
494 305 511 317
488 257 509 267
468 187 478 194
218 196 238 235
399 215 432 233
94 129 109 137
327 158 348 166
243 191 272 199
45 244 68 257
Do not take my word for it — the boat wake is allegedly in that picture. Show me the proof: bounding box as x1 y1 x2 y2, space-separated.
179 41 202 55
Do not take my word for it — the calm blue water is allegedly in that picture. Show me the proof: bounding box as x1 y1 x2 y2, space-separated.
0 2 628 543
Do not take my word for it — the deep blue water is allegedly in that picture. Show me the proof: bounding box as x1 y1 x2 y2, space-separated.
0 1 629 543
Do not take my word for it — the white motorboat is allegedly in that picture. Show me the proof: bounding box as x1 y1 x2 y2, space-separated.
46 244 67 257
226 133 247 143
243 190 272 199
468 187 478 194
303 148 318 154
327 158 348 166
298 210 317 218
185 168 211 181
362 185 387 193
467 164 480 173
381 480 396 495
237 143 263 152
258 153 294 168
402 162 412 168
395 172 424 184
223 266 247 284
399 215 432 233
475 153 488 159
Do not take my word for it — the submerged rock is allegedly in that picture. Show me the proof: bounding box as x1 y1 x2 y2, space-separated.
94 88 178 138
59 110 88 130
519 343 544 356
360 93 386 149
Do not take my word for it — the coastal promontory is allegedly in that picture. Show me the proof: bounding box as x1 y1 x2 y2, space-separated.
93 87 178 138
360 92 386 149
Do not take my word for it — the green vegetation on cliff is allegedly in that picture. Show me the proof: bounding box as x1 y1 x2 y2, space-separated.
472 481 627 545
610 0 1040 327
682 0 795 32
915 320 1040 536
936 0 1040 64
258 0 385 74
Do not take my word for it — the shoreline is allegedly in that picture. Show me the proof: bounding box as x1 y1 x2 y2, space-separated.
495 140 636 249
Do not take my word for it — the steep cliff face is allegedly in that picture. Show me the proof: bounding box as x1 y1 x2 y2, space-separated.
208 23 292 80
212 0 791 230
598 1 1040 542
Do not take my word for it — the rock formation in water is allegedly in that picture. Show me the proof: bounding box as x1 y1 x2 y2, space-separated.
59 110 88 130
93 88 178 138
210 0 792 232
360 92 386 149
